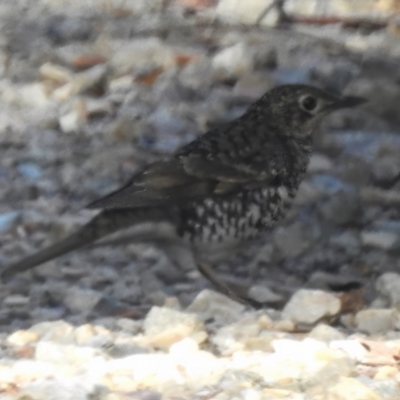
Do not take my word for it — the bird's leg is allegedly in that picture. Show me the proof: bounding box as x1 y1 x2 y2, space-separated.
95 235 264 308
196 262 263 309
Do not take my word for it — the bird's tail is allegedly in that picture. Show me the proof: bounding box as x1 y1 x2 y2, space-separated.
1 208 171 280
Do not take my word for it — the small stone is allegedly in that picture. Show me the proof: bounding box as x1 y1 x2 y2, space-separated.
163 296 181 310
361 231 400 251
282 289 341 325
318 190 360 225
115 318 142 334
330 339 369 362
372 155 400 185
376 272 400 307
17 162 43 180
30 321 75 344
368 378 400 399
46 16 93 45
104 353 177 391
212 42 255 80
307 153 334 173
306 271 363 292
244 336 276 352
7 330 39 346
274 319 296 332
19 83 51 108
74 324 97 346
3 294 29 307
374 365 398 380
354 309 396 335
257 314 274 330
63 286 103 314
169 337 199 356
59 108 85 133
143 306 204 349
180 59 213 92
248 285 283 305
233 73 272 100
18 377 101 400
111 38 175 76
307 324 345 343
274 221 310 258
329 231 361 257
306 376 384 400
108 75 134 92
211 315 260 355
186 289 245 325
53 65 107 101
0 211 21 234
242 338 347 391
39 62 72 83
216 0 276 25
35 341 104 365
302 357 354 390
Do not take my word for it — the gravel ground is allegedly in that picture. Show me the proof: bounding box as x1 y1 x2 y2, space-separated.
1 0 400 399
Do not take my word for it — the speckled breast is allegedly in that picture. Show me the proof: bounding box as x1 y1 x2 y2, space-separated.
179 186 289 243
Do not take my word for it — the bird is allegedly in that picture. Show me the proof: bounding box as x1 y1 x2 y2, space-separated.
1 84 366 307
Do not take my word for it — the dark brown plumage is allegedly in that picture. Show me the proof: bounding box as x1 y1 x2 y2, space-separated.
1 84 366 307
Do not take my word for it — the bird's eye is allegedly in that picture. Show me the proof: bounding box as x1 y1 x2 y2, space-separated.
299 95 318 113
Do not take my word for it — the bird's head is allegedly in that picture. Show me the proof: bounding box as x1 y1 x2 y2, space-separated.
256 84 366 139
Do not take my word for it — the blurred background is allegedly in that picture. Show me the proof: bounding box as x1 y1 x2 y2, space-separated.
0 0 400 337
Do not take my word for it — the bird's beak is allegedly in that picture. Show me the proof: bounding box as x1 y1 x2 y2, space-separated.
327 95 367 111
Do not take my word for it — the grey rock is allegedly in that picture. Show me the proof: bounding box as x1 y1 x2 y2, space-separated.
180 59 213 92
354 308 396 335
376 272 400 307
366 378 400 400
30 320 75 344
274 221 310 259
115 318 142 334
372 154 400 186
306 271 363 292
272 67 312 85
233 73 272 101
35 341 104 364
248 285 284 305
63 286 103 314
212 42 255 80
45 16 93 44
307 153 334 174
17 162 43 180
309 174 352 195
0 211 21 234
361 231 400 252
307 323 345 343
18 378 101 400
216 0 276 25
282 289 341 325
186 289 245 326
318 190 361 225
3 294 29 307
143 306 204 349
329 231 361 257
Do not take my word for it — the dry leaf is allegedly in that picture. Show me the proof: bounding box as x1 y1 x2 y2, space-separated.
174 52 198 66
71 55 108 70
12 345 35 359
136 67 164 85
0 382 19 395
358 338 400 366
176 0 218 9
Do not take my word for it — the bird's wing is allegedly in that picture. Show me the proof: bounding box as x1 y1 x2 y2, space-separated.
87 118 291 211
87 153 269 210
88 159 207 209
